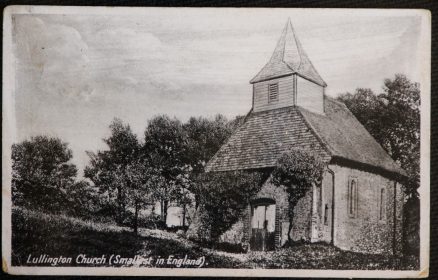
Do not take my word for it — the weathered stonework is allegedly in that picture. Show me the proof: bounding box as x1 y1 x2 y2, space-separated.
330 164 403 255
218 219 245 245
219 176 314 248
218 166 403 255
290 188 313 242
253 178 290 247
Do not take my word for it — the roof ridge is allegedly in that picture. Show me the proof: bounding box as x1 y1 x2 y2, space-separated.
281 20 287 63
287 20 302 71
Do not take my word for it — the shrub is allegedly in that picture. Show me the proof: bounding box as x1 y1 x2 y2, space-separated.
272 149 325 242
194 171 262 242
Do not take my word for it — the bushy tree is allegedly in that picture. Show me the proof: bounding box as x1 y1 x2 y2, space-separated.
183 114 233 175
337 74 420 197
272 149 325 242
183 114 241 208
195 171 262 242
143 115 188 223
63 180 101 219
11 136 78 213
84 118 140 224
125 159 163 234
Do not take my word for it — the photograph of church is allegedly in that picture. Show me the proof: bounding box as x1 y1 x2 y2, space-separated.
205 19 405 254
4 7 427 276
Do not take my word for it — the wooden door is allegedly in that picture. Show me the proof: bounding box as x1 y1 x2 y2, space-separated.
250 203 275 251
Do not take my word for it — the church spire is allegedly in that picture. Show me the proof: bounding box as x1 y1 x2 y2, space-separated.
250 19 326 87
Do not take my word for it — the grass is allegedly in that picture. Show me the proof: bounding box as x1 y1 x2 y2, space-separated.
11 207 418 269
11 207 239 268
244 244 418 270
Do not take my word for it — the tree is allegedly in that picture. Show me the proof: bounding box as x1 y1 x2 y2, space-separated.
11 136 78 213
337 74 420 197
63 179 101 219
195 171 262 242
336 88 386 142
125 159 163 234
183 114 233 175
272 149 325 243
84 118 140 224
142 115 188 224
182 114 240 208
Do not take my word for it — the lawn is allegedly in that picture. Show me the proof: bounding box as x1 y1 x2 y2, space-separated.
11 207 418 269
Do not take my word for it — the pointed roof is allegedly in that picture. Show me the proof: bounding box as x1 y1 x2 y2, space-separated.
250 19 327 87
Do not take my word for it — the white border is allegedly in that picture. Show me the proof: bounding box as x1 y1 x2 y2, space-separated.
2 5 431 277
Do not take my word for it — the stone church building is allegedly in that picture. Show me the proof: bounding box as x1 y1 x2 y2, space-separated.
204 20 406 254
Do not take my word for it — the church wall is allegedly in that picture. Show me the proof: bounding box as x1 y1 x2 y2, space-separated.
253 75 295 112
206 165 404 255
219 175 313 249
290 187 313 242
313 171 334 243
330 164 404 255
296 75 324 114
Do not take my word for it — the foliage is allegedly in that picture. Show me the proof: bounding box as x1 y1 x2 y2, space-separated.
337 74 420 197
84 114 240 229
11 136 78 213
403 196 420 256
182 114 240 208
124 159 164 233
84 118 142 225
63 180 102 219
272 149 325 242
142 115 188 222
183 114 234 175
195 171 262 242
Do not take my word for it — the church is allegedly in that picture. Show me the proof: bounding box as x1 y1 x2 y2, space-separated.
204 19 406 254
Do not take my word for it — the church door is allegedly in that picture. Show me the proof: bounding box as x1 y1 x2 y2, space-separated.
250 201 276 251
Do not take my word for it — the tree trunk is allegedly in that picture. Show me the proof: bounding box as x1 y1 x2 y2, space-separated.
182 203 186 227
287 210 294 243
117 186 123 225
163 200 168 227
287 199 298 243
160 200 164 222
194 194 199 209
134 200 139 235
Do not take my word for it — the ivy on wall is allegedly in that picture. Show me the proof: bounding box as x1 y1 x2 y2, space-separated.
272 149 325 242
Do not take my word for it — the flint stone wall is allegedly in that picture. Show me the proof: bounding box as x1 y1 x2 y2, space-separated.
330 164 403 255
219 176 313 248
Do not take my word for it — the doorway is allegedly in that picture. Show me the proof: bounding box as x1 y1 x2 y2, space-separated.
250 199 276 251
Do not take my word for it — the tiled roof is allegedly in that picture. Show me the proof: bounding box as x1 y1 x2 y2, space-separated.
205 106 331 172
298 97 406 177
250 19 327 87
206 98 406 178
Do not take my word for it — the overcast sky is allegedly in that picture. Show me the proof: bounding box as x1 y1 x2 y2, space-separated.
11 8 426 174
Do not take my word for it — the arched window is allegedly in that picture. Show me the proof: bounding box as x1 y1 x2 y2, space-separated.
379 187 386 221
348 178 357 217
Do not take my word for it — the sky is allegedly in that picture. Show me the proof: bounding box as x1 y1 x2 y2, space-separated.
11 8 426 175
